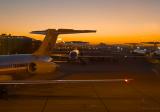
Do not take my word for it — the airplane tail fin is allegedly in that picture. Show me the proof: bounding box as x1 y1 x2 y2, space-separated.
31 29 96 56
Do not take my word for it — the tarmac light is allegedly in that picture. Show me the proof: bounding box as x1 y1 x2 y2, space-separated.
125 79 128 83
124 79 133 83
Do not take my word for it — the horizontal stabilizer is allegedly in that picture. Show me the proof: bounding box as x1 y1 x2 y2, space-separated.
31 29 96 35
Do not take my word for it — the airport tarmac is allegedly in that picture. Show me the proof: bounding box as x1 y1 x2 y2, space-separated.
0 60 160 112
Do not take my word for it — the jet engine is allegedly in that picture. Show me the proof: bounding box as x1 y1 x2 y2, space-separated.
28 61 57 74
68 49 80 61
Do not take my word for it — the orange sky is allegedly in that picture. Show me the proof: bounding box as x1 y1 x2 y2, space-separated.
0 0 160 44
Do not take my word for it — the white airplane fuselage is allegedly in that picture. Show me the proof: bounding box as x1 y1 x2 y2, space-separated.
0 54 57 75
133 49 147 55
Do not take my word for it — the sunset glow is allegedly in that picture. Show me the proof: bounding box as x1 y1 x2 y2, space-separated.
0 0 160 44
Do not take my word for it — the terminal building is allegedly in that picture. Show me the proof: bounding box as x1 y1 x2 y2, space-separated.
55 41 90 50
64 41 89 47
55 41 90 49
0 34 41 55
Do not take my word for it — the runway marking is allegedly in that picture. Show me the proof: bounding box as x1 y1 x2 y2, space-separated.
152 68 160 78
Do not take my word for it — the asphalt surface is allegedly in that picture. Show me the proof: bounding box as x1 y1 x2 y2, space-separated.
0 59 160 112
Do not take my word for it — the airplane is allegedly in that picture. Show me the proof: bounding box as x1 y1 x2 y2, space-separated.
142 42 160 56
125 43 148 55
0 29 132 96
0 29 96 80
132 48 147 55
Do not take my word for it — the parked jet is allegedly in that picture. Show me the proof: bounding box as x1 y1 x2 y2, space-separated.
132 48 147 55
142 42 160 56
125 43 147 55
0 29 96 80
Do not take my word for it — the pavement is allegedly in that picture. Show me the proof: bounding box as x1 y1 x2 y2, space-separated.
0 59 160 112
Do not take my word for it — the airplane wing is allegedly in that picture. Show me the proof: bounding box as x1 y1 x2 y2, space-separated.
0 79 133 85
